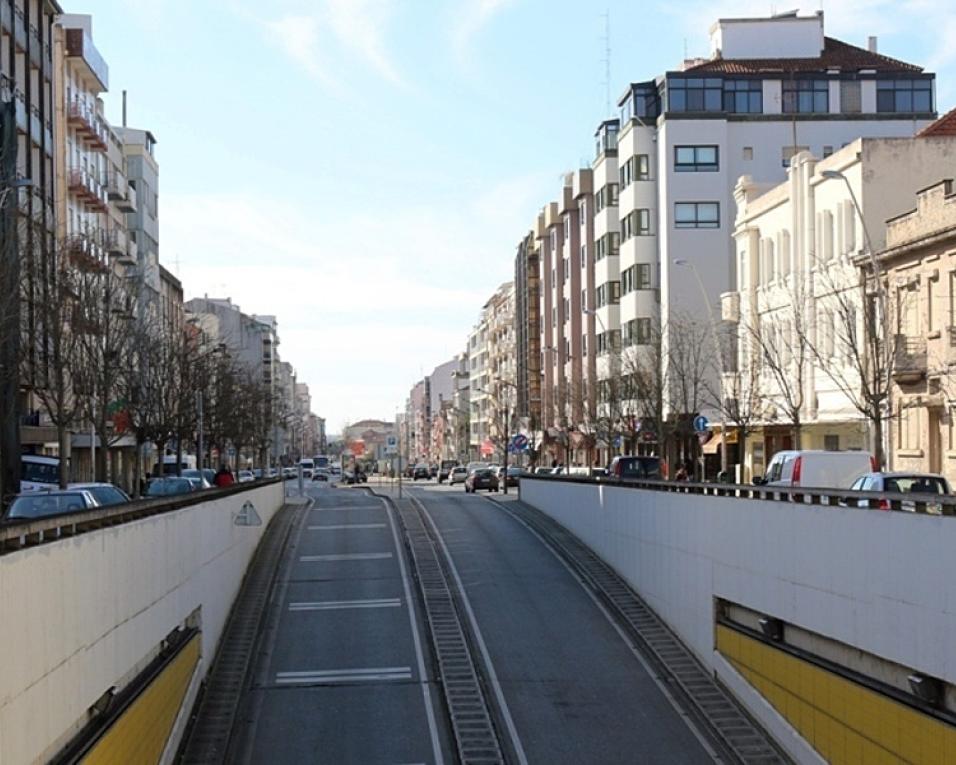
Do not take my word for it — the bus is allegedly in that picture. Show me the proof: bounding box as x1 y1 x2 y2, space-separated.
313 455 331 470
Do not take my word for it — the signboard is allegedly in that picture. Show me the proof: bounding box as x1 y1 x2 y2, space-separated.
693 415 709 433
385 435 398 455
510 434 528 452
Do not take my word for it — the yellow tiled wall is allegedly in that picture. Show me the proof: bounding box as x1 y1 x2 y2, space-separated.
717 625 955 764
80 633 200 765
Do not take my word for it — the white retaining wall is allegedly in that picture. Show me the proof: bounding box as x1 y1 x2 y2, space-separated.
520 479 956 759
0 482 285 765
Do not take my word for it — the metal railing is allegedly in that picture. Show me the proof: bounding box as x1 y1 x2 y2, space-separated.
0 477 282 555
523 474 956 516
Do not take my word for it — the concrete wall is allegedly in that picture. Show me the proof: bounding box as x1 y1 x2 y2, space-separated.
520 479 956 758
0 482 285 765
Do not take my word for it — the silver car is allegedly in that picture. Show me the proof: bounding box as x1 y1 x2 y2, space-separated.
848 472 950 512
4 489 99 521
449 466 468 485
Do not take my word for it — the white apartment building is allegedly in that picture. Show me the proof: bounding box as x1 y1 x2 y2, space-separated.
468 282 515 459
599 10 936 468
725 135 956 478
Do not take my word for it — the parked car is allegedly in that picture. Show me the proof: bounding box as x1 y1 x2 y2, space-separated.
66 482 131 507
313 468 331 482
3 489 98 520
754 450 874 490
465 468 499 493
608 455 663 482
533 466 554 475
343 470 368 485
449 466 468 484
145 477 196 497
497 466 527 488
465 461 489 475
237 470 255 483
413 464 431 481
181 469 214 489
438 460 458 482
848 472 951 511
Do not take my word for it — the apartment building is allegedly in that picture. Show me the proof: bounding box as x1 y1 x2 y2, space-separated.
514 227 541 431
406 378 429 463
724 135 956 479
2 0 61 473
468 282 514 459
591 10 937 466
115 125 158 313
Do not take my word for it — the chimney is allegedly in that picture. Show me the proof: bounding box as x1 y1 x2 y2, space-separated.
122 90 127 126
867 36 878 53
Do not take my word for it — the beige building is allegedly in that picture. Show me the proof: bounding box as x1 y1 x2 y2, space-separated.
879 155 956 480
468 282 515 459
725 135 956 479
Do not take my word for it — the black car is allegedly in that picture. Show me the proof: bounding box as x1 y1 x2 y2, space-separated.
465 468 499 493
607 455 662 482
413 464 430 481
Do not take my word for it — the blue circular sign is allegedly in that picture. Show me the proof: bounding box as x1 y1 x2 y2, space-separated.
693 415 709 433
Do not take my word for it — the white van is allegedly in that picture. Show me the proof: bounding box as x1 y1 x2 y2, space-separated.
756 450 874 490
21 455 61 490
299 458 314 478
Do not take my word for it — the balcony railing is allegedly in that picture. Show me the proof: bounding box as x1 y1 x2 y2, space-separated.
67 168 109 213
64 27 109 91
65 234 107 273
893 334 927 382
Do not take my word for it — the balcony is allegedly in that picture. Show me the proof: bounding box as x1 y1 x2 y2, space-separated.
721 291 740 323
67 99 108 152
121 183 137 213
893 335 927 383
65 235 106 273
68 168 109 213
12 7 25 53
64 28 109 91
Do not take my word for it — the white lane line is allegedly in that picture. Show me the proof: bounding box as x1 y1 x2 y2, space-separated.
275 666 412 685
299 552 393 562
382 496 445 765
312 506 383 511
482 496 721 763
289 598 401 611
307 523 387 530
412 494 529 765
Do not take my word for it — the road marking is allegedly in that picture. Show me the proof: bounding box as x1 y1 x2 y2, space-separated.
275 666 412 685
299 552 393 562
382 496 445 765
288 598 401 611
411 492 529 765
312 505 383 511
307 523 387 530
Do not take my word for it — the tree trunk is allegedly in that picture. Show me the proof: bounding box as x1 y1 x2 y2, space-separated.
156 439 166 477
175 438 184 476
58 426 70 489
96 426 108 482
792 420 802 451
133 436 143 498
872 414 885 469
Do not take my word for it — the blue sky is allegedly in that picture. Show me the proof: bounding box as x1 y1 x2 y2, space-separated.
78 0 956 432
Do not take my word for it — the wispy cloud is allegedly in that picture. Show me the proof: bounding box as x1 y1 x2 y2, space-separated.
263 0 405 91
451 0 517 67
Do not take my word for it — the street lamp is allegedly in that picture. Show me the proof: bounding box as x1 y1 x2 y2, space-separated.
820 169 891 468
673 258 728 477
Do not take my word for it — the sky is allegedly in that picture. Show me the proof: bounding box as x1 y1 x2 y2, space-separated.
77 0 956 432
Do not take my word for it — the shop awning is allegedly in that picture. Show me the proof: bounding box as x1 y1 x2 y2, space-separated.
702 433 723 454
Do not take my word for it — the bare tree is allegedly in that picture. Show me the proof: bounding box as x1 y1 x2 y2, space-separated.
706 327 763 470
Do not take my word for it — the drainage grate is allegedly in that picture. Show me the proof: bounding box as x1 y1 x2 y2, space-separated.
389 495 506 765
178 500 301 764
493 498 789 765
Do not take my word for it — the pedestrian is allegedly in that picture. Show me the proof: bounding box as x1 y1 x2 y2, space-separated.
674 463 689 481
214 464 235 488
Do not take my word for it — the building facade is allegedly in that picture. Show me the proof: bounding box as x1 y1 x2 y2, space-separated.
514 228 541 432
725 135 956 479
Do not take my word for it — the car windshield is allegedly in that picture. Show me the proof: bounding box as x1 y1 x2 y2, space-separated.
7 493 88 519
86 486 129 507
619 458 661 478
884 476 948 494
147 479 190 496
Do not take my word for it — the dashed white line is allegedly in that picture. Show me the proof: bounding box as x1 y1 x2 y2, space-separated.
307 523 387 530
275 666 412 685
288 598 401 611
300 552 393 562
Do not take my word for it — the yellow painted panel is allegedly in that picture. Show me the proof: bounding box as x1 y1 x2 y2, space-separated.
80 634 200 765
716 624 954 765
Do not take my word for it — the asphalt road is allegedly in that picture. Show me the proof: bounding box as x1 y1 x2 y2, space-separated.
236 479 715 764
235 483 452 765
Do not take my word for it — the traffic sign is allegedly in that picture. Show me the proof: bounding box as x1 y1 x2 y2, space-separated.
385 435 398 455
613 435 622 448
511 434 529 451
693 415 710 433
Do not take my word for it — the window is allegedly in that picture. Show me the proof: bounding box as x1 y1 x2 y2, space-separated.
674 202 719 229
622 263 652 293
595 232 619 261
674 145 718 172
595 281 620 308
840 80 861 114
742 146 753 161
581 289 587 311
824 434 840 451
579 199 587 224
781 145 809 167
594 183 619 213
597 330 621 354
619 154 650 187
723 79 762 113
668 77 723 112
622 318 652 346
822 145 834 158
563 297 569 321
564 216 570 240
580 244 587 269
782 78 829 113
563 256 569 281
877 79 933 113
621 209 651 240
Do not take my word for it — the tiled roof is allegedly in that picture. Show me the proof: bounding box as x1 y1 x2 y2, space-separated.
684 37 923 75
918 107 956 137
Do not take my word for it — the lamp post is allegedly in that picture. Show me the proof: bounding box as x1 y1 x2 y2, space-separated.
673 258 728 477
820 169 891 469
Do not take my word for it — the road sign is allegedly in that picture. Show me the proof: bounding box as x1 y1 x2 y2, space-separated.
511 434 528 451
693 415 710 433
613 435 622 448
385 435 398 455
